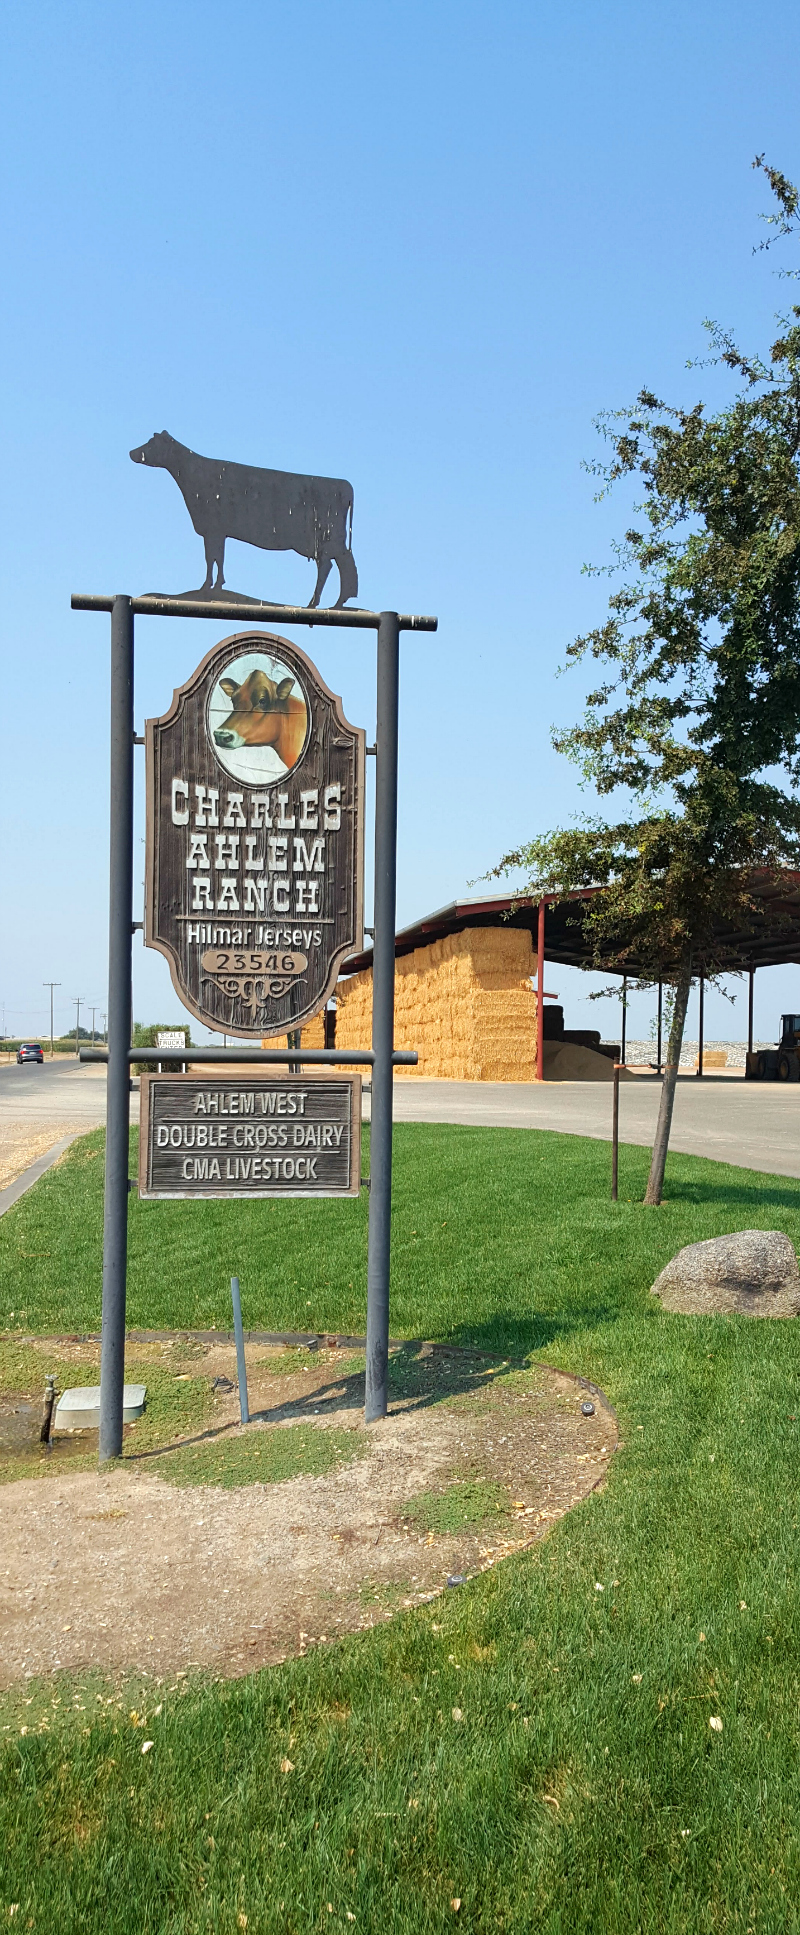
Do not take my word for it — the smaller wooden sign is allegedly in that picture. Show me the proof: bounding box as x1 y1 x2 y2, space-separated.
138 1072 361 1199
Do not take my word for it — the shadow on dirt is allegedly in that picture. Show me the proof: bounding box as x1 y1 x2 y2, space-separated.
250 1342 521 1426
128 1342 527 1464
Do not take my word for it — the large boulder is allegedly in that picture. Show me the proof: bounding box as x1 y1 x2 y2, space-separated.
651 1229 800 1318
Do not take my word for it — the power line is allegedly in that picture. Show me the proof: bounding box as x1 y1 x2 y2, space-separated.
43 982 61 1060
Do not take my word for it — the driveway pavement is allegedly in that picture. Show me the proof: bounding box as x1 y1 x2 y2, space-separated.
383 1075 800 1180
3 1061 800 1184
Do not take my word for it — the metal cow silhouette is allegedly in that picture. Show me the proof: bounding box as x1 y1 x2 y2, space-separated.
130 431 358 607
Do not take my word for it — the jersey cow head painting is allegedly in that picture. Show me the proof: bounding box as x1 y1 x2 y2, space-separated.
208 651 309 786
145 630 365 1037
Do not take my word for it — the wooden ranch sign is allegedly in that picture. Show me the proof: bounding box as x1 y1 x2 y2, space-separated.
139 1072 361 1198
145 630 365 1035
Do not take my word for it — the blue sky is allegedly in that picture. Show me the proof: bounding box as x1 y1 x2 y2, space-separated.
2 0 800 1046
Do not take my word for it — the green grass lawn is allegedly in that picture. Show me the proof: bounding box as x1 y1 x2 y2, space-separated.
150 1422 365 1490
3 1123 800 1930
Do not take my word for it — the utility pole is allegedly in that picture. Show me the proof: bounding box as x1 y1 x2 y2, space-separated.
89 1005 98 1044
72 998 83 1058
43 982 61 1059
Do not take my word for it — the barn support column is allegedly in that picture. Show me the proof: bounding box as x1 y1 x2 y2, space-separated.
696 974 705 1077
364 612 400 1424
99 596 134 1463
536 899 545 1082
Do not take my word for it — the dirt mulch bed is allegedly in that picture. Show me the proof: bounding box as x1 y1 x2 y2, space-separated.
0 1123 86 1193
0 1341 617 1684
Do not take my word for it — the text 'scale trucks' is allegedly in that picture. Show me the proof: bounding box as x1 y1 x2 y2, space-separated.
746 1015 800 1082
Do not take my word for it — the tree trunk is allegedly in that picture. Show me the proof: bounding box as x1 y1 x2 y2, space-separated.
643 957 692 1206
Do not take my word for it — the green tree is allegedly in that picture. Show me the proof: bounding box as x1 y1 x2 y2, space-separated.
132 1020 193 1075
495 159 800 1205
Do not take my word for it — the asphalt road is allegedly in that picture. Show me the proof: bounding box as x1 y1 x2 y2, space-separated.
3 1060 800 1180
0 1058 118 1124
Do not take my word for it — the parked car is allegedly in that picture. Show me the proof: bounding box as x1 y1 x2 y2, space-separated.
17 1042 44 1064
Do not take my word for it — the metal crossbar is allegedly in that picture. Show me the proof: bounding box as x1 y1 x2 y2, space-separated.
71 593 437 632
80 1047 418 1066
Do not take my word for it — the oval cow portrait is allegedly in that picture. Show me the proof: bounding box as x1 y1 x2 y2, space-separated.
207 650 309 786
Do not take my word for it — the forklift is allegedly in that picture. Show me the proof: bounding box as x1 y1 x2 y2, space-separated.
746 1014 800 1081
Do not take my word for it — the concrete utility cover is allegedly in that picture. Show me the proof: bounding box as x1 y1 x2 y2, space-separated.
54 1384 147 1430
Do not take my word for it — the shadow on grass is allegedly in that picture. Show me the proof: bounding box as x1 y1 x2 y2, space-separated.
663 1175 800 1210
439 1305 624 1358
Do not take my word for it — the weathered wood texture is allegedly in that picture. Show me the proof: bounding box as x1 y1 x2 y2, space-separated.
145 630 364 1036
139 1072 361 1198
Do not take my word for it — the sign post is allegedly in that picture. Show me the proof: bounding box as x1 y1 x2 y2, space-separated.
365 612 399 1422
73 591 436 1461
98 595 134 1464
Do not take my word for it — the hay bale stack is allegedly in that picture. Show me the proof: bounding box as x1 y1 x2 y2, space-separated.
697 1049 727 1070
261 1009 326 1053
336 926 539 1080
332 970 373 1055
299 1011 326 1050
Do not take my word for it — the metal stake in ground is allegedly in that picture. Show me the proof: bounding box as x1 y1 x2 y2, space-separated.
99 596 135 1462
230 1277 250 1424
365 612 400 1423
40 1375 57 1446
43 982 60 1060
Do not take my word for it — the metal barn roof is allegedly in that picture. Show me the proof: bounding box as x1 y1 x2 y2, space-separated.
342 875 800 979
